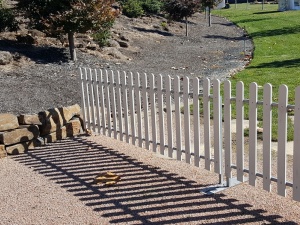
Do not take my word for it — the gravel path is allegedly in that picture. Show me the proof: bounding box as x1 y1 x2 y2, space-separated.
1 136 300 224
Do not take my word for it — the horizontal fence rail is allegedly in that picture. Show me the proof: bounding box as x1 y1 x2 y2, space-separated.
79 68 300 202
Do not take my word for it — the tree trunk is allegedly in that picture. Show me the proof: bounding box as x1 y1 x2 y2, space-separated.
185 16 188 37
208 7 211 27
68 32 77 61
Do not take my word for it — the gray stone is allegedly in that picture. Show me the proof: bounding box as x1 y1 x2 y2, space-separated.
0 51 13 65
119 34 130 42
108 39 120 48
102 47 128 60
0 114 19 132
0 125 39 145
118 41 129 48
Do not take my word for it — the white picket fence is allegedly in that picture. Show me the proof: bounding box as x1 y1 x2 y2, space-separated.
79 68 300 202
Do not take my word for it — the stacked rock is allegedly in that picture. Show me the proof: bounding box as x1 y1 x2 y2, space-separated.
0 104 83 157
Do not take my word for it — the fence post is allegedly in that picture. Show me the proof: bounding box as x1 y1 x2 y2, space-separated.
224 80 232 186
213 79 223 184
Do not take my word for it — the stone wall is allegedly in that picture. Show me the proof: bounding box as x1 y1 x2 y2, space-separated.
0 104 83 158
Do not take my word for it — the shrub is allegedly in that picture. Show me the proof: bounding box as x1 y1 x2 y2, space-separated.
92 21 114 47
92 30 111 47
122 0 144 18
142 0 163 14
0 2 18 32
164 0 201 20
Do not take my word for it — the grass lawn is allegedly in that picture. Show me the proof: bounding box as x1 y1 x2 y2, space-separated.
212 4 300 141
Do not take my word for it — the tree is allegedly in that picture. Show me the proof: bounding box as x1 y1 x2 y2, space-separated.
202 0 223 26
17 0 117 61
164 0 201 36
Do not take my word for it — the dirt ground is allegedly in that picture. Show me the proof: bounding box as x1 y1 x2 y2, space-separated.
0 12 251 115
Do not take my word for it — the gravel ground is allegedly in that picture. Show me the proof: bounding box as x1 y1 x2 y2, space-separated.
1 135 300 224
0 13 251 115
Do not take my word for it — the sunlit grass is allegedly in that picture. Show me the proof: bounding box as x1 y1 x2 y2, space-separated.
212 4 300 141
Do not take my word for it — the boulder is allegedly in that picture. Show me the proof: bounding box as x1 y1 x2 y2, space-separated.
0 125 39 145
6 139 42 155
108 39 120 48
102 47 128 60
28 29 46 37
0 145 6 158
0 114 19 131
66 118 83 137
43 126 67 144
42 118 82 144
38 104 81 135
0 51 13 65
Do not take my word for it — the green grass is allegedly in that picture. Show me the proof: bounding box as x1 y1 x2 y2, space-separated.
211 4 300 141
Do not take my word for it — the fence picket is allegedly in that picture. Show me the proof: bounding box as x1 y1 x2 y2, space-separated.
158 75 165 155
79 68 87 131
249 82 258 186
193 78 200 167
174 76 182 161
203 78 211 171
122 72 129 143
110 71 118 139
116 71 123 141
293 87 300 201
142 73 150 150
236 81 245 182
150 74 157 152
224 80 232 184
213 79 222 175
184 77 191 164
93 69 101 134
84 68 92 131
277 85 288 196
88 69 96 132
263 83 272 192
104 70 112 137
99 69 106 135
166 75 173 158
129 72 136 145
135 73 143 148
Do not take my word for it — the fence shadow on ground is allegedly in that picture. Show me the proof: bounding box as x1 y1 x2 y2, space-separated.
12 137 297 224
